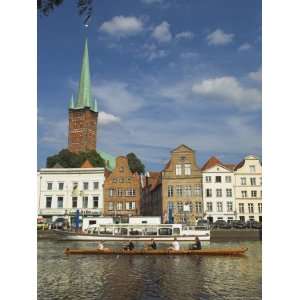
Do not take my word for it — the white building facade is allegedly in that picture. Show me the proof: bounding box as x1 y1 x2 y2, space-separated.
201 157 236 223
234 155 262 222
37 167 105 222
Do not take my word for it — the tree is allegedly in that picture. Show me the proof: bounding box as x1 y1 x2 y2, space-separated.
46 149 105 168
37 0 93 24
126 153 145 175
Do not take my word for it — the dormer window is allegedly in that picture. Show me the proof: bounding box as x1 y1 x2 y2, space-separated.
250 165 256 172
184 164 191 175
175 164 182 175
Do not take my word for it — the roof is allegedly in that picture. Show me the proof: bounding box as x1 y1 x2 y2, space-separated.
99 150 116 171
148 172 161 192
171 144 195 153
234 159 245 171
70 39 98 113
201 156 221 171
162 160 171 171
223 164 236 171
81 160 94 168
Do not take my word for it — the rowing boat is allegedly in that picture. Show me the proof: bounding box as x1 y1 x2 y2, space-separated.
64 247 248 256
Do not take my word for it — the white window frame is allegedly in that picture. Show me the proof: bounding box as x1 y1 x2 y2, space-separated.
216 189 222 197
176 164 182 176
184 164 191 175
227 201 233 212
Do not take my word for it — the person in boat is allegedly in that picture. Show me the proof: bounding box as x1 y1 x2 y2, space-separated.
190 236 202 250
146 239 157 250
168 237 180 251
97 241 109 251
124 240 135 251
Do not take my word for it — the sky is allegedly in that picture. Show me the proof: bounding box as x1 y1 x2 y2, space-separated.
38 0 261 171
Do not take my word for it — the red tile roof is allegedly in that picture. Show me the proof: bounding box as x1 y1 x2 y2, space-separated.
201 156 221 171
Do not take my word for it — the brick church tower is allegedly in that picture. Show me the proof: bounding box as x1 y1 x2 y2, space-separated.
68 39 99 153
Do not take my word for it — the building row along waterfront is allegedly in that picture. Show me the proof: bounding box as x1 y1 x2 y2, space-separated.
141 144 262 223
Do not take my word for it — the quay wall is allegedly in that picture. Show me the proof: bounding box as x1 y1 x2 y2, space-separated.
211 229 262 241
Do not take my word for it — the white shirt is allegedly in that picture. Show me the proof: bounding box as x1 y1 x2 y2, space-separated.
98 243 104 250
172 241 180 250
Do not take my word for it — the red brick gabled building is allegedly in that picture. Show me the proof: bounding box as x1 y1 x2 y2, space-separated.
103 156 142 220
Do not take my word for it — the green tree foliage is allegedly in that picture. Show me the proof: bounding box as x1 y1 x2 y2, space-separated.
37 0 93 24
126 153 145 175
46 149 105 168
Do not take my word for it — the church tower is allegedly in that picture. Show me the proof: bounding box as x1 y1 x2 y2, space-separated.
68 39 99 153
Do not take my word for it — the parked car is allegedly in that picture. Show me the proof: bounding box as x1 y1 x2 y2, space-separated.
197 219 210 230
37 223 49 230
213 220 227 229
246 220 262 229
219 222 232 229
53 218 67 229
232 220 247 229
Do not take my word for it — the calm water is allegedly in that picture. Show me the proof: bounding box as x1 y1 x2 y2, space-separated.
38 240 261 300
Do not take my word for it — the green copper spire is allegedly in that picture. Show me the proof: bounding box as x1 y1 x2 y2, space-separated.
74 39 96 112
69 94 75 109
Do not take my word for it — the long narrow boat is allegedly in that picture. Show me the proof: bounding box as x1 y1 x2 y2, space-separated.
64 247 248 256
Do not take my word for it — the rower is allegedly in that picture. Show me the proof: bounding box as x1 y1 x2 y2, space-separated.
168 237 180 251
190 236 202 250
149 239 157 250
124 240 135 251
98 241 104 250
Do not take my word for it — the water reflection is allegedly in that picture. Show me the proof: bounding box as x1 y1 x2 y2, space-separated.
38 240 261 300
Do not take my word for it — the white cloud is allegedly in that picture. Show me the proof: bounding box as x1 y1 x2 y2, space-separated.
93 81 143 116
152 21 172 43
99 111 121 125
207 29 234 46
238 43 252 51
142 43 168 61
192 76 261 108
248 68 262 81
99 16 143 37
180 52 199 59
175 31 194 40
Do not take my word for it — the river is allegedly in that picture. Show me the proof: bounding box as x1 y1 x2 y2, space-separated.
38 240 261 300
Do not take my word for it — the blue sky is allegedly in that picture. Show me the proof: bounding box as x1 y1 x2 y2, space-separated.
38 0 261 171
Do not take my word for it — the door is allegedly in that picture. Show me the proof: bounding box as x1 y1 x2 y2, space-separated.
207 217 214 224
239 216 245 222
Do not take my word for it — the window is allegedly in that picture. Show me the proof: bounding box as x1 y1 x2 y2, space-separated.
242 191 247 198
57 196 63 208
184 186 192 197
109 189 114 197
206 202 213 212
58 182 64 190
217 202 223 212
260 177 262 186
93 182 99 190
225 176 232 183
131 202 136 210
176 164 182 175
117 202 123 210
215 176 222 183
239 203 244 213
176 185 183 197
72 197 77 208
46 197 52 208
249 216 255 221
93 196 99 208
205 176 212 183
125 202 130 210
184 164 191 175
258 203 262 213
83 196 88 208
216 189 222 197
195 202 202 213
227 202 233 212
47 182 53 190
119 178 124 183
250 178 256 186
117 189 122 197
194 185 201 196
108 202 114 211
112 178 117 183
83 182 89 190
206 189 212 197
177 202 183 213
168 185 174 197
226 189 232 197
241 177 246 185
119 166 124 172
127 177 131 183
250 165 256 172
248 203 254 213
251 191 257 198
132 189 136 197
